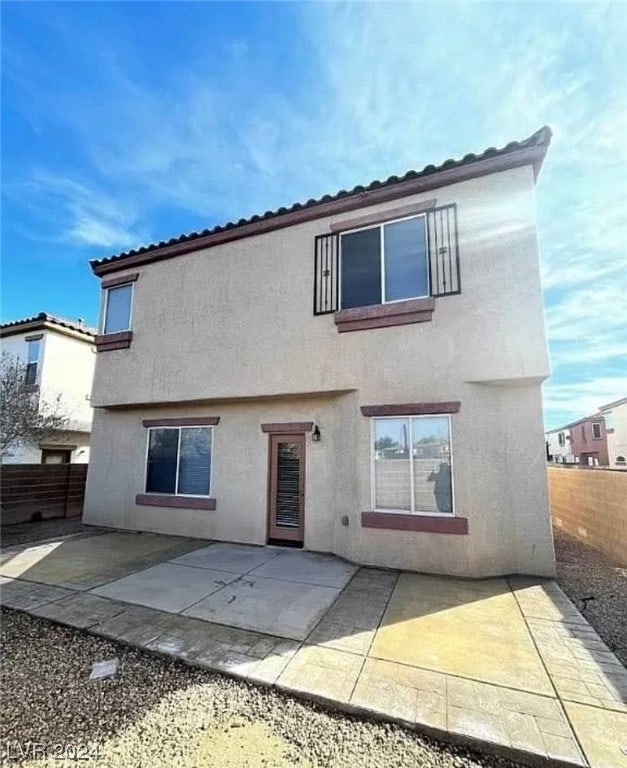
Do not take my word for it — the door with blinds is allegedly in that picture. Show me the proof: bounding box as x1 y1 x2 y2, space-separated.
267 433 305 544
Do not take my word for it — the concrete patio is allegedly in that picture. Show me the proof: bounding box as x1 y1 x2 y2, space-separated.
1 530 625 768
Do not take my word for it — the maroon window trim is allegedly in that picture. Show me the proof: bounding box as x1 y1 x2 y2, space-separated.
135 494 216 510
102 273 139 289
362 511 468 534
361 401 460 417
261 422 314 433
142 417 220 428
95 330 133 352
335 297 434 333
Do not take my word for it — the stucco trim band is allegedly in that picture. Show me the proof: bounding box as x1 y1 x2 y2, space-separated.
102 273 140 289
360 401 461 417
142 417 220 428
335 297 435 333
95 331 133 352
261 422 314 433
135 494 216 510
362 511 468 534
329 199 437 233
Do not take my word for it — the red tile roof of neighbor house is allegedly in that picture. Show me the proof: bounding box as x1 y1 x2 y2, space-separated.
0 312 97 339
91 126 552 276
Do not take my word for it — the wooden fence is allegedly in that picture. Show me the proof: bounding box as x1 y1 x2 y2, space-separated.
0 464 88 525
548 465 627 566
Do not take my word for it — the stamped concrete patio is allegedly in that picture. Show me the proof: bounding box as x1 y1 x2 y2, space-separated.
1 530 625 768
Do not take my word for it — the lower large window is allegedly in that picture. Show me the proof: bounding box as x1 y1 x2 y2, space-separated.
145 426 212 497
372 416 453 514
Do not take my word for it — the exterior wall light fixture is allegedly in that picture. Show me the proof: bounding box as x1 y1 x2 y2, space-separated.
312 425 321 442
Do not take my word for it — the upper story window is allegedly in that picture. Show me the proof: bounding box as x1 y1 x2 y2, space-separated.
558 432 565 446
313 203 460 317
341 215 429 309
102 283 133 334
592 422 602 439
25 338 41 385
581 425 586 442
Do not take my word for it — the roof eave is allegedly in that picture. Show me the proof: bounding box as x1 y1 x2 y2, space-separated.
91 141 549 278
0 320 96 343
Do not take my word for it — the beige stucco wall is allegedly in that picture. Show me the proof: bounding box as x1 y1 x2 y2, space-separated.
84 395 346 550
91 165 549 409
84 382 554 577
84 162 554 577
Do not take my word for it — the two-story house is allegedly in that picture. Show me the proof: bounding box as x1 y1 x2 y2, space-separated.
84 127 555 578
599 396 627 469
1 313 96 463
546 415 609 466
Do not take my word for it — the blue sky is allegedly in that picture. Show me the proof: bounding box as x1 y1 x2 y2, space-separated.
2 2 625 428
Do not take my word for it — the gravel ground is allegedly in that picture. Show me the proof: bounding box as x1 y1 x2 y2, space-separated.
554 528 627 666
0 609 524 768
1 518 89 549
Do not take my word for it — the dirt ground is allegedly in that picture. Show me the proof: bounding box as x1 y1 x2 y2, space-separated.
553 528 627 666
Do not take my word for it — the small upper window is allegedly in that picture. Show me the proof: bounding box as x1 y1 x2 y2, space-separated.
581 425 586 442
341 215 429 309
592 422 602 439
103 283 133 334
25 338 40 385
558 432 565 447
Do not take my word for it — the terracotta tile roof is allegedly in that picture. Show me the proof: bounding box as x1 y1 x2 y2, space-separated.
91 125 552 274
0 312 97 338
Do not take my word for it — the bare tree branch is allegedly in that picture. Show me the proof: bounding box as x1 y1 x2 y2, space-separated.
1 351 70 453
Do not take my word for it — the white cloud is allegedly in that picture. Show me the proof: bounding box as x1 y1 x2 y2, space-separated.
6 171 147 250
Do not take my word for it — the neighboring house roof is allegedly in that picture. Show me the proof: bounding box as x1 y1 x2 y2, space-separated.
599 396 627 411
91 125 552 276
546 413 605 434
0 312 97 341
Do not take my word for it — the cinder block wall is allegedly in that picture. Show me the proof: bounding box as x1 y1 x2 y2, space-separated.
548 466 627 566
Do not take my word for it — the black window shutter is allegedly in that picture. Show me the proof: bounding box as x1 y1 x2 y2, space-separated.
313 233 339 315
426 204 461 297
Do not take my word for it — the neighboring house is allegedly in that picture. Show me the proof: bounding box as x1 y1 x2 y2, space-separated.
84 126 555 578
1 313 96 463
599 397 627 469
545 415 609 466
545 427 572 463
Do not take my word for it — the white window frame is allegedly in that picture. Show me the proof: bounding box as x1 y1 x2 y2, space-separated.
370 414 454 517
591 422 602 439
143 425 213 498
25 338 41 385
101 282 134 334
339 213 430 309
